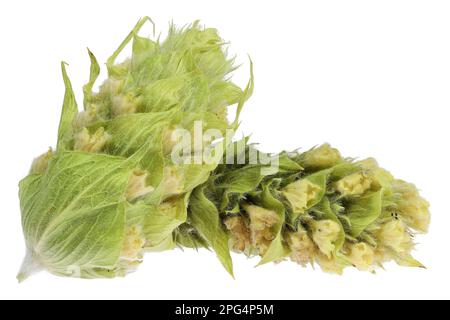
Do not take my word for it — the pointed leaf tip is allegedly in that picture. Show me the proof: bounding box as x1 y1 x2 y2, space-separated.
17 250 42 283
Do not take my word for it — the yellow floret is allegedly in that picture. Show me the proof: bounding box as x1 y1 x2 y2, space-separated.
302 144 342 169
286 227 317 266
316 253 346 275
335 171 372 197
112 93 139 116
30 148 53 174
125 169 155 201
120 225 145 261
224 216 251 253
73 104 97 130
160 166 185 199
393 181 430 233
346 242 375 271
376 220 413 254
373 246 392 265
244 204 279 256
282 179 322 214
357 158 394 189
310 219 341 258
74 127 111 153
100 77 124 96
162 126 180 156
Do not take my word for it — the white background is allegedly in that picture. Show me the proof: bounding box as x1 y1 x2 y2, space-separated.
1 0 449 300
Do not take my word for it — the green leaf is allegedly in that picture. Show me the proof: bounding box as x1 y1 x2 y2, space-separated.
124 201 148 227
329 162 360 181
220 166 266 194
277 153 303 173
257 181 290 265
315 198 346 253
304 169 330 204
102 112 172 157
57 62 78 150
82 49 100 109
394 253 425 268
180 75 211 113
107 17 154 75
132 35 156 57
180 163 218 194
143 194 188 249
19 151 133 278
131 30 157 67
208 81 243 111
218 165 266 211
346 189 383 237
19 174 43 230
189 186 233 276
174 223 210 250
141 76 189 112
283 169 330 223
231 59 254 130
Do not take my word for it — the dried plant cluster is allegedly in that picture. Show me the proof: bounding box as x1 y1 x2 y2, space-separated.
18 18 429 280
